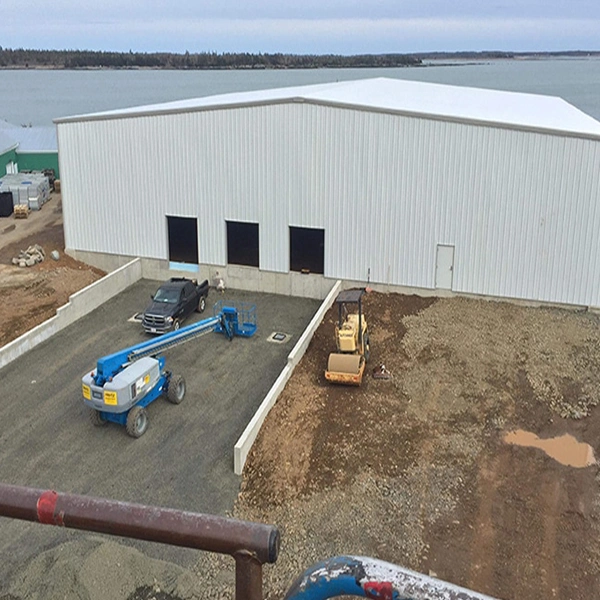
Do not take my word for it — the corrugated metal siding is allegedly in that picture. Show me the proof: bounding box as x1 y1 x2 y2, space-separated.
57 102 600 306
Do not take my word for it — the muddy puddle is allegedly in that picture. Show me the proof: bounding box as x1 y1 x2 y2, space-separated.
504 430 597 467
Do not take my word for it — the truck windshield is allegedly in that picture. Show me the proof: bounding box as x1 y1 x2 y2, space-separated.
153 288 180 304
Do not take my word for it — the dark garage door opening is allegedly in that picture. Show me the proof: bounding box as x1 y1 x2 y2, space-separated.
290 226 324 274
167 216 198 264
227 221 259 267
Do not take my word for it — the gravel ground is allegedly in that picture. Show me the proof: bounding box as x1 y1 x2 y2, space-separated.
1 204 599 600
2 289 599 600
213 292 600 600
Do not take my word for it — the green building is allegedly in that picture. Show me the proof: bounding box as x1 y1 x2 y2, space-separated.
0 130 18 174
0 121 58 177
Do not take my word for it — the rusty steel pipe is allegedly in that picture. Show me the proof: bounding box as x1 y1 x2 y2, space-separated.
235 551 263 600
0 483 279 566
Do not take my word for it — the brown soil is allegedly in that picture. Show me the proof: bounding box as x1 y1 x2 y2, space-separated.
234 291 600 600
0 194 105 347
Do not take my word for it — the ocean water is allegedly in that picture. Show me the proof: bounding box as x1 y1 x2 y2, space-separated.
2 57 600 127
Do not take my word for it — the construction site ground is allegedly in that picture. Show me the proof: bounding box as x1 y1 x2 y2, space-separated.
0 196 599 600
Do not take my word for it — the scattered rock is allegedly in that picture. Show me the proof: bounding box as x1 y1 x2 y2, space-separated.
12 244 45 268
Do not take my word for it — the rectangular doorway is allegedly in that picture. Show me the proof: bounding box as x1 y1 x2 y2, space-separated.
226 220 259 267
435 244 454 290
167 216 198 264
289 226 324 274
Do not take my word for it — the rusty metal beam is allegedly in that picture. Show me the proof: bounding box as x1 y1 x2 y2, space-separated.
235 551 263 600
0 483 279 566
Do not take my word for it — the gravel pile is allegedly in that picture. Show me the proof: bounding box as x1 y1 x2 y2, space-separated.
6 538 202 600
402 297 600 419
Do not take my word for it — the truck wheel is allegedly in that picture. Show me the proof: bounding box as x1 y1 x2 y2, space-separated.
167 374 186 404
196 296 206 313
89 408 107 426
126 406 148 438
173 319 181 331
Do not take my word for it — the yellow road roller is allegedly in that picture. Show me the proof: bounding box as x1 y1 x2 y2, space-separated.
325 289 370 386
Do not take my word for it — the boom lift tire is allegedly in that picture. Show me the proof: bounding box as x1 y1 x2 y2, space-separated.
196 296 206 313
82 302 257 437
126 406 149 438
89 409 107 427
167 374 186 404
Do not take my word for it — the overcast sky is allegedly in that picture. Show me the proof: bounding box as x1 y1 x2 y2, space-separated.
3 1 599 55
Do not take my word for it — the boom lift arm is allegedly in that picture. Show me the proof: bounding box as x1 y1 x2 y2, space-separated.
82 302 256 437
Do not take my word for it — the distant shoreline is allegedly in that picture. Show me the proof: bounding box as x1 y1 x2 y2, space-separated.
1 58 599 71
1 49 599 71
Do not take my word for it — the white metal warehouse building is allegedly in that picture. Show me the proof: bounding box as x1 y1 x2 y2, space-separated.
55 77 600 307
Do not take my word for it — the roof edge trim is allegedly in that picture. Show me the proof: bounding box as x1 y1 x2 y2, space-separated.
54 97 600 142
0 142 19 153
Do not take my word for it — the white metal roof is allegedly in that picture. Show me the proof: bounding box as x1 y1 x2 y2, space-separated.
54 77 600 138
13 126 57 153
0 121 57 153
0 121 19 154
0 130 17 155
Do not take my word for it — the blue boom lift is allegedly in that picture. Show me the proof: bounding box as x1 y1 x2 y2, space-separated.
82 301 256 438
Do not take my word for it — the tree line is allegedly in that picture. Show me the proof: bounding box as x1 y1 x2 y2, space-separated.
2 48 596 70
0 48 422 69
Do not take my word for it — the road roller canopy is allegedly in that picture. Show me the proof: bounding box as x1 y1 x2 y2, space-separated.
335 289 365 305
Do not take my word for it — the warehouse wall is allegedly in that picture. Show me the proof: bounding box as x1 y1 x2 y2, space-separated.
16 152 59 178
0 148 18 174
57 102 600 307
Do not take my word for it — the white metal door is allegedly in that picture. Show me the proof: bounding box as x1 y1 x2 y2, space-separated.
435 244 454 290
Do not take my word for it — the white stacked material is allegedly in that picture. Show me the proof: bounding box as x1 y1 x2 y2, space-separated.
0 173 50 210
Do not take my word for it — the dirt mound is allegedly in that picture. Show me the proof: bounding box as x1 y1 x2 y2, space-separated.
6 539 201 600
0 198 105 347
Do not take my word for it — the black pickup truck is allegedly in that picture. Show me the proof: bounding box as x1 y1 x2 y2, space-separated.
141 278 209 334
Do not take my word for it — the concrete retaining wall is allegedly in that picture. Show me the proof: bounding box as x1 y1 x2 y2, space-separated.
67 249 336 300
0 258 142 370
67 248 593 311
233 279 342 475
